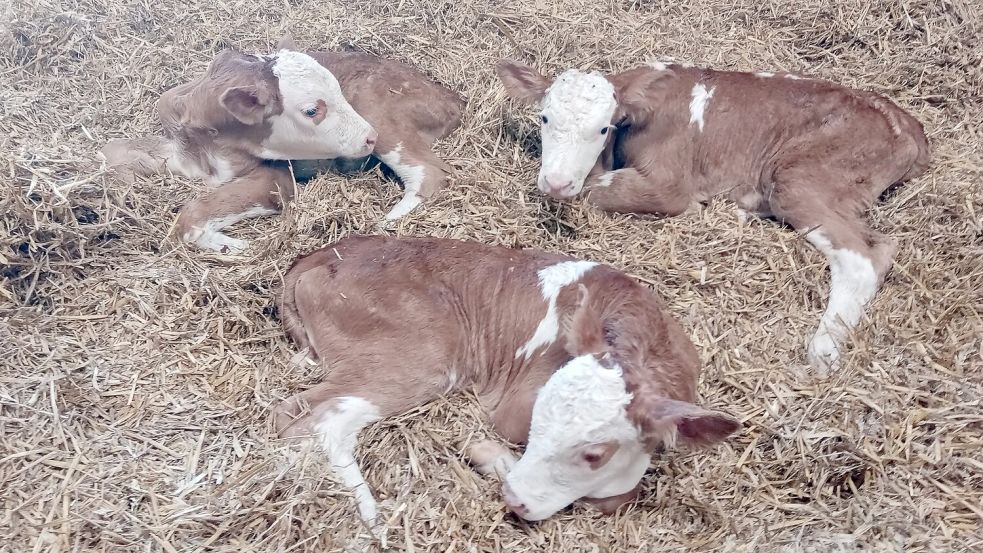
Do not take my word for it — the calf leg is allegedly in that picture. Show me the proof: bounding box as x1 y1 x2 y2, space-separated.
176 165 293 253
274 376 443 542
584 167 692 216
773 200 897 371
375 141 450 220
101 136 175 182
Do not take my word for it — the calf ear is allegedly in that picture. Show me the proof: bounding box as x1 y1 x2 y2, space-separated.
562 284 607 356
632 397 740 450
611 70 671 124
276 34 300 52
220 85 273 125
496 60 550 104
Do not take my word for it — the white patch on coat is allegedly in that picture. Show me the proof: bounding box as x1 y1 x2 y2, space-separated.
516 260 598 360
314 397 384 530
784 73 803 80
804 231 880 370
203 154 237 186
536 70 618 198
378 144 426 220
647 61 668 71
260 50 375 160
504 355 651 521
689 83 715 132
595 171 616 188
184 205 278 253
755 71 775 78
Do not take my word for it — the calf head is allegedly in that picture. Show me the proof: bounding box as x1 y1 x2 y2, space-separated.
167 47 377 162
502 286 740 521
496 60 659 199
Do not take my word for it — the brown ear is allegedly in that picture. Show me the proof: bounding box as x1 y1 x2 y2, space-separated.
562 284 607 356
611 69 670 124
276 34 300 51
220 85 272 125
496 59 550 104
631 397 740 450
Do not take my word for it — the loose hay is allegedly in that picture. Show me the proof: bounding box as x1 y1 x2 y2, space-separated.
1 0 982 551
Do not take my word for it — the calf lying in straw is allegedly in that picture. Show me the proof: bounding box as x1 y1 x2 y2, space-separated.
274 235 740 540
496 59 930 371
102 38 463 253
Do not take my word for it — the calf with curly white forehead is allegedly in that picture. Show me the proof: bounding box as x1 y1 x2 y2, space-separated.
274 235 740 540
497 59 930 372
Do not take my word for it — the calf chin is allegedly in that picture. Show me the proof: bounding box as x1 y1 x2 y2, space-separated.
582 484 640 515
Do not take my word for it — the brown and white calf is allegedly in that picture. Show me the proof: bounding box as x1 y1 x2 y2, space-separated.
102 38 463 253
273 235 740 537
496 60 931 371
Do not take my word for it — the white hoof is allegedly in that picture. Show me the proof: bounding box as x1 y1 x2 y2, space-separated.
467 440 517 479
185 228 248 254
807 330 841 372
383 195 422 221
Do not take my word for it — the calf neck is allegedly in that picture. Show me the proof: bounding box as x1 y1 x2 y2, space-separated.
274 236 739 536
497 60 931 371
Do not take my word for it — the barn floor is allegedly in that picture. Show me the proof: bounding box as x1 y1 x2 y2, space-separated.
2 0 981 551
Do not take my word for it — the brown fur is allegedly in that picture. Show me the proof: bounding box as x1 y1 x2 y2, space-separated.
102 42 464 250
274 236 739 512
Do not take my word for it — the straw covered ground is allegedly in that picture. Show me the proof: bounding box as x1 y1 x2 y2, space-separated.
2 0 981 551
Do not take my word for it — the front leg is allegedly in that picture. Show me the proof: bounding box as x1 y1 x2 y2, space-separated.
176 164 293 253
585 167 691 216
467 440 518 480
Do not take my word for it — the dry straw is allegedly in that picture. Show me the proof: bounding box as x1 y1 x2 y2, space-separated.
1 0 981 551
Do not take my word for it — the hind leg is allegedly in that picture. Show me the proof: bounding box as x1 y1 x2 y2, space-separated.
773 193 897 370
375 140 450 220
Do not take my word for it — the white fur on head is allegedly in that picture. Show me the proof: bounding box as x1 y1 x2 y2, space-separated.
259 50 376 160
504 355 651 521
537 69 617 198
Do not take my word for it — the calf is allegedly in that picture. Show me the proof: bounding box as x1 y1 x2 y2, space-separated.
102 38 463 253
496 60 930 371
274 235 739 539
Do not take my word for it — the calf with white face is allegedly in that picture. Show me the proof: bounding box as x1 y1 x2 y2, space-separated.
274 235 740 540
102 41 463 253
496 59 930 372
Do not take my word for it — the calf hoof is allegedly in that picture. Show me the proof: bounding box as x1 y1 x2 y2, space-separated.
383 194 423 221
807 330 842 373
467 440 517 479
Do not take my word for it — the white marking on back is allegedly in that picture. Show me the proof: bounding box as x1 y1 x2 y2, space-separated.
755 71 775 78
378 144 427 220
185 205 277 253
515 260 598 360
647 61 668 71
689 83 715 132
804 231 880 370
315 397 384 532
784 73 803 80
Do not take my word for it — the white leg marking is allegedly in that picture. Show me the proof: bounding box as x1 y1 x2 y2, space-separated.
689 83 716 132
755 71 775 78
315 397 384 532
378 144 426 220
805 231 880 370
594 170 619 188
467 440 518 480
515 260 598 360
183 205 278 253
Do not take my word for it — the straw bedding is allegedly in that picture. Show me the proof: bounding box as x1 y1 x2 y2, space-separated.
1 0 981 551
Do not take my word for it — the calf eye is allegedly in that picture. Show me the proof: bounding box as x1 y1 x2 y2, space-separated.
582 452 602 464
540 115 549 124
600 127 609 135
303 107 319 118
